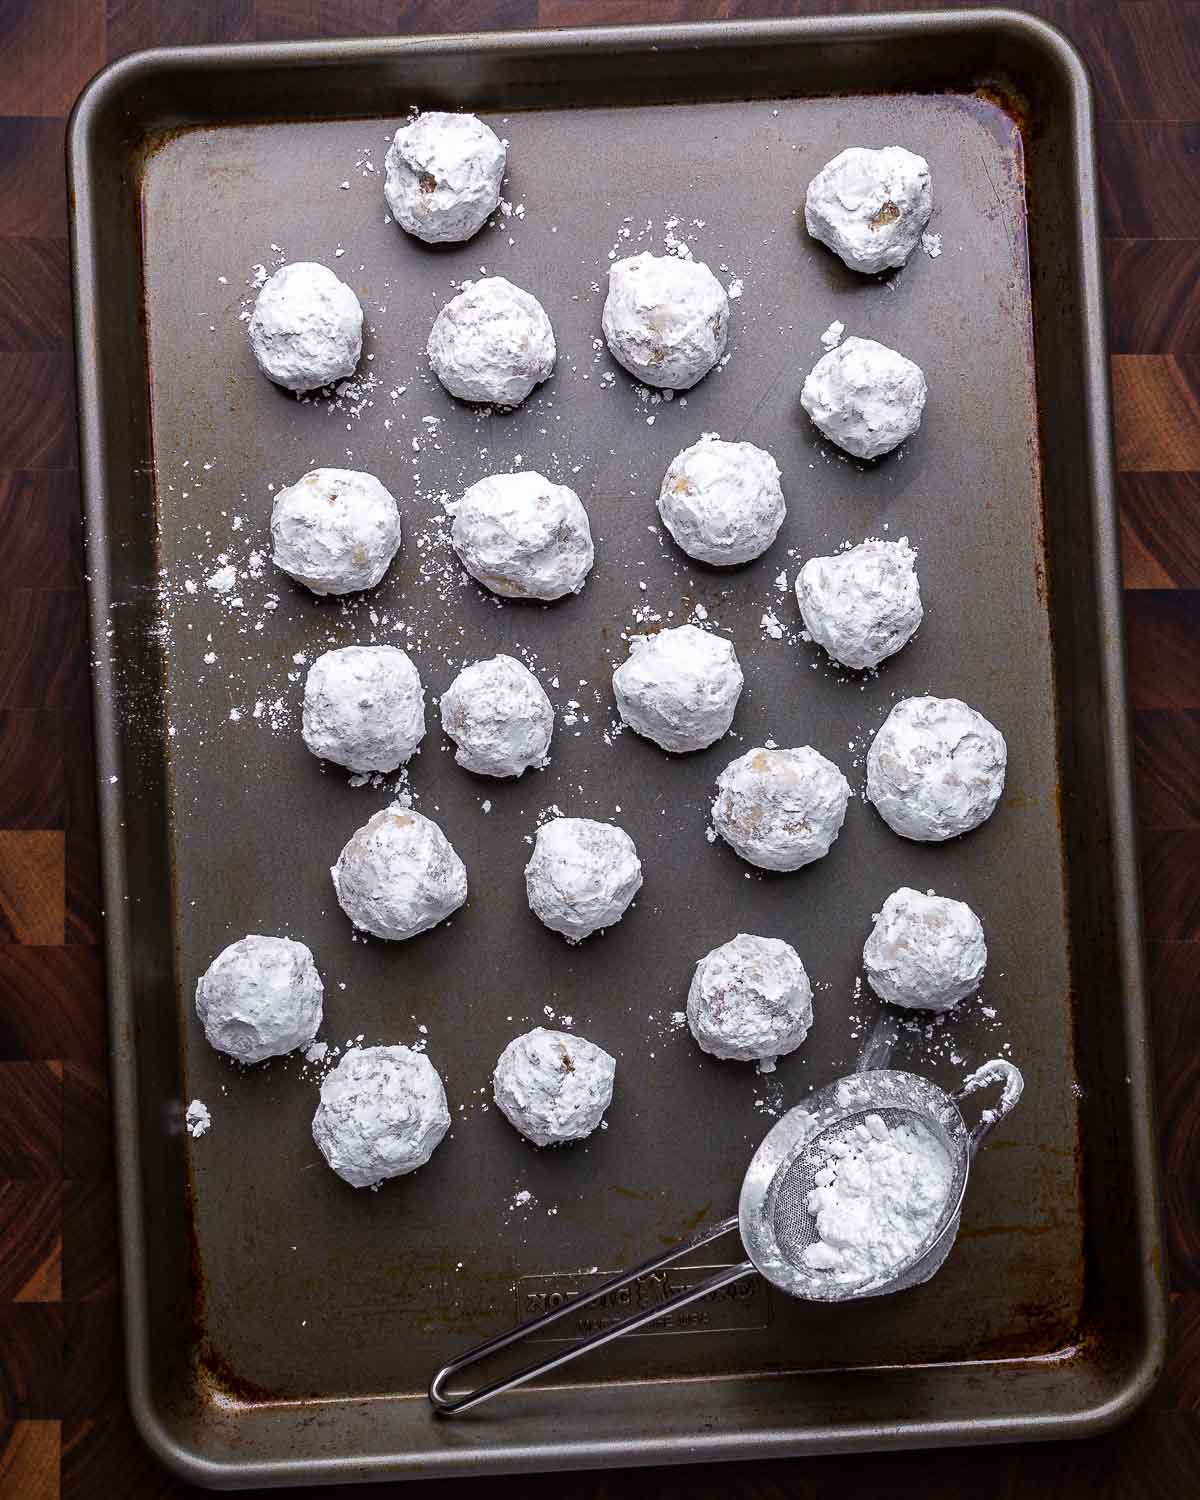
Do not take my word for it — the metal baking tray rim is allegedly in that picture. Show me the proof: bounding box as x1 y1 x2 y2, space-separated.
68 7 1167 1487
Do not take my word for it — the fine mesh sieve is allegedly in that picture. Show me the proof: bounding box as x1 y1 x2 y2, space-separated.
429 1059 1023 1414
737 1068 979 1304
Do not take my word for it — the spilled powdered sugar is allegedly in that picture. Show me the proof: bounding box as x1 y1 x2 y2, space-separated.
819 319 845 351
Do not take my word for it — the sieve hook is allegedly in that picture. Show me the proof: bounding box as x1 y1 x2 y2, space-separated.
429 1213 747 1415
951 1058 1024 1154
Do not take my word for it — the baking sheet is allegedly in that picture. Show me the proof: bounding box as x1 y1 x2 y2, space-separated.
69 12 1165 1486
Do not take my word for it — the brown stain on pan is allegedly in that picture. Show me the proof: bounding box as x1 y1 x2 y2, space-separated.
196 1341 279 1407
657 1201 715 1248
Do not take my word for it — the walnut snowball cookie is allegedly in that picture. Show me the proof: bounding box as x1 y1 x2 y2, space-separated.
384 111 505 245
247 261 363 392
866 696 1007 842
658 436 786 565
195 934 323 1065
311 1045 450 1188
801 336 927 460
796 536 923 670
302 646 425 774
805 146 933 274
688 933 813 1071
493 1028 616 1146
440 654 553 778
712 746 851 872
331 805 467 941
525 816 642 943
270 468 402 596
863 887 987 1013
450 470 593 601
612 624 743 754
602 252 729 390
427 276 555 408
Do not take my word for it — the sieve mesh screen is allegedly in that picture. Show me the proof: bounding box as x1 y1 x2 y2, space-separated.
766 1106 967 1292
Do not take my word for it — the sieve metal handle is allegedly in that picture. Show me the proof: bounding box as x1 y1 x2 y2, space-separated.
952 1058 1025 1154
429 1214 747 1415
854 1009 900 1072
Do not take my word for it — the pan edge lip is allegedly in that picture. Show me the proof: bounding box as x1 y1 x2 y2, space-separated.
65 4 1165 1478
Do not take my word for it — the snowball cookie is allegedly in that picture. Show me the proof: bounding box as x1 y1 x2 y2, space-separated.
427 277 555 408
658 436 785 566
612 624 743 754
384 111 505 245
525 817 642 942
866 696 1007 842
450 470 593 601
195 934 322 1065
805 146 933 275
331 805 467 941
302 646 424 774
440 654 553 778
863 887 987 1013
712 746 851 872
801 337 927 460
796 536 923 671
271 468 402 597
247 262 363 392
312 1045 450 1188
602 252 729 390
688 933 813 1070
492 1028 616 1146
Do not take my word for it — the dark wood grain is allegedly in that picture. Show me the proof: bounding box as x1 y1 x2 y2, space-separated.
1141 832 1200 943
63 833 102 949
1159 1294 1200 1411
1100 124 1200 240
0 2 105 117
1135 711 1200 829
62 706 101 950
60 1064 112 1181
1112 355 1200 473
1105 241 1200 358
0 1062 63 1178
1148 941 1200 1293
0 1421 59 1498
0 592 87 712
1120 474 1200 589
0 0 1196 1494
0 119 69 239
0 240 71 352
0 1184 61 1302
0 358 78 471
60 1182 116 1303
0 947 105 1061
0 1304 64 1419
106 0 254 55
1125 593 1200 709
0 834 65 946
252 0 537 41
0 473 82 592
1050 0 1200 123
0 714 65 830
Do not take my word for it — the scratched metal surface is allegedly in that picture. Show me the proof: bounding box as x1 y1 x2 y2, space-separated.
136 84 1080 1411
